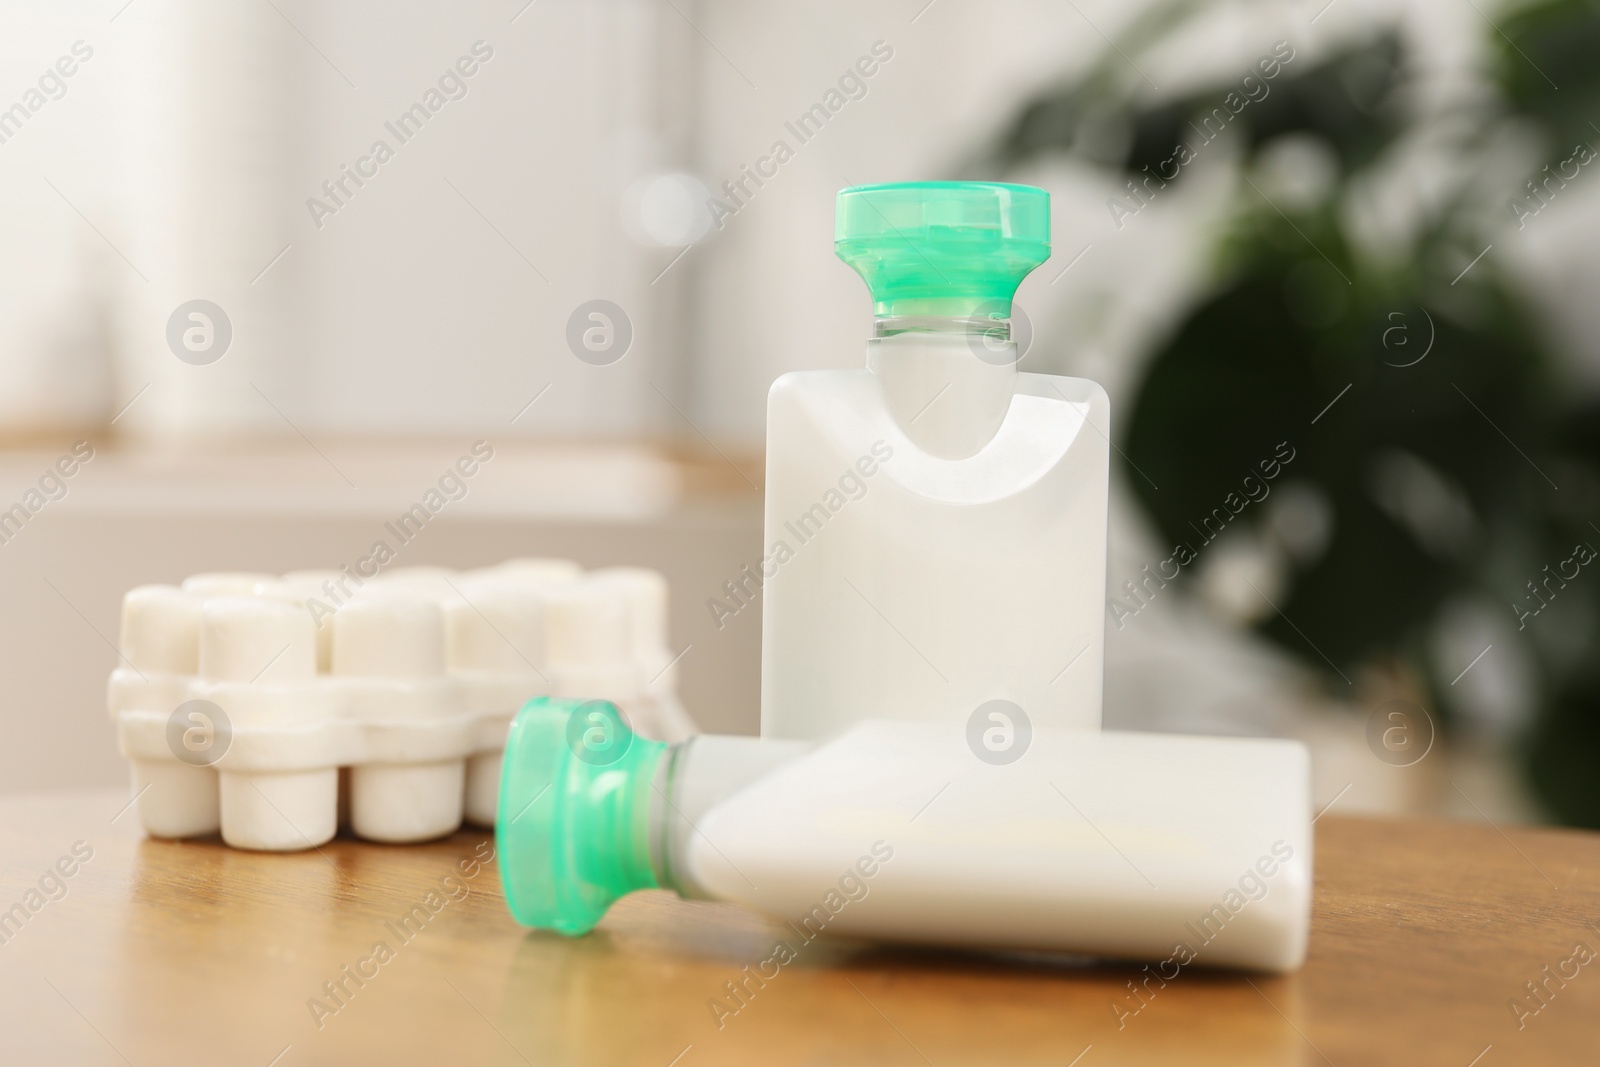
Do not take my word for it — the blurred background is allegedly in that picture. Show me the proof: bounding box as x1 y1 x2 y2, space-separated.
3 0 1597 826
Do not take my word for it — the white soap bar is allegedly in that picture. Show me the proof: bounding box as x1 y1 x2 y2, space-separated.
445 583 547 673
200 597 316 684
121 586 201 674
108 559 692 852
183 572 276 597
333 593 445 679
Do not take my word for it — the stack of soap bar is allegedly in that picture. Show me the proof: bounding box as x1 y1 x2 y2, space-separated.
107 559 693 851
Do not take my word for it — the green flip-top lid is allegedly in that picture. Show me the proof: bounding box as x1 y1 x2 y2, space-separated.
497 697 666 936
835 181 1051 319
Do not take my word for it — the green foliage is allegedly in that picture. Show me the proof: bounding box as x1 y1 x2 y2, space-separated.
1496 0 1600 153
983 4 1600 825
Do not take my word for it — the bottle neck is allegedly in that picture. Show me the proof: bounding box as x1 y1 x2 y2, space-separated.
648 735 812 899
867 315 1018 461
873 315 1011 339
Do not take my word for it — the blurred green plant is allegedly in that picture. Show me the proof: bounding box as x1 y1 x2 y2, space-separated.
978 0 1600 825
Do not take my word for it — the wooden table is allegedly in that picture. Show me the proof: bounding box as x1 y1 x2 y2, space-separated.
2 790 1597 1066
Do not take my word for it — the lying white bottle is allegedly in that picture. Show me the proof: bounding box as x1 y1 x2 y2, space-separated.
759 182 1110 740
498 699 1312 972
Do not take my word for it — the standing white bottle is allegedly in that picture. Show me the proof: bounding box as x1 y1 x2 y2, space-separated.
761 182 1110 740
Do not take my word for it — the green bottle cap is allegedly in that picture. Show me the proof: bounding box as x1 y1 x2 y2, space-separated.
496 696 666 936
835 181 1051 319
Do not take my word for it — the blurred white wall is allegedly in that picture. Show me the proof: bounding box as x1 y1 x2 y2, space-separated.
0 8 119 433
292 0 700 439
6 0 1597 444
0 0 702 442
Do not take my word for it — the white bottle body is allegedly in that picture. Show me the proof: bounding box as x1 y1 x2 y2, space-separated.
672 721 1312 972
760 336 1110 740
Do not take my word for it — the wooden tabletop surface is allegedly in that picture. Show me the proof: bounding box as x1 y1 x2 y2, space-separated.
1 789 1597 1066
